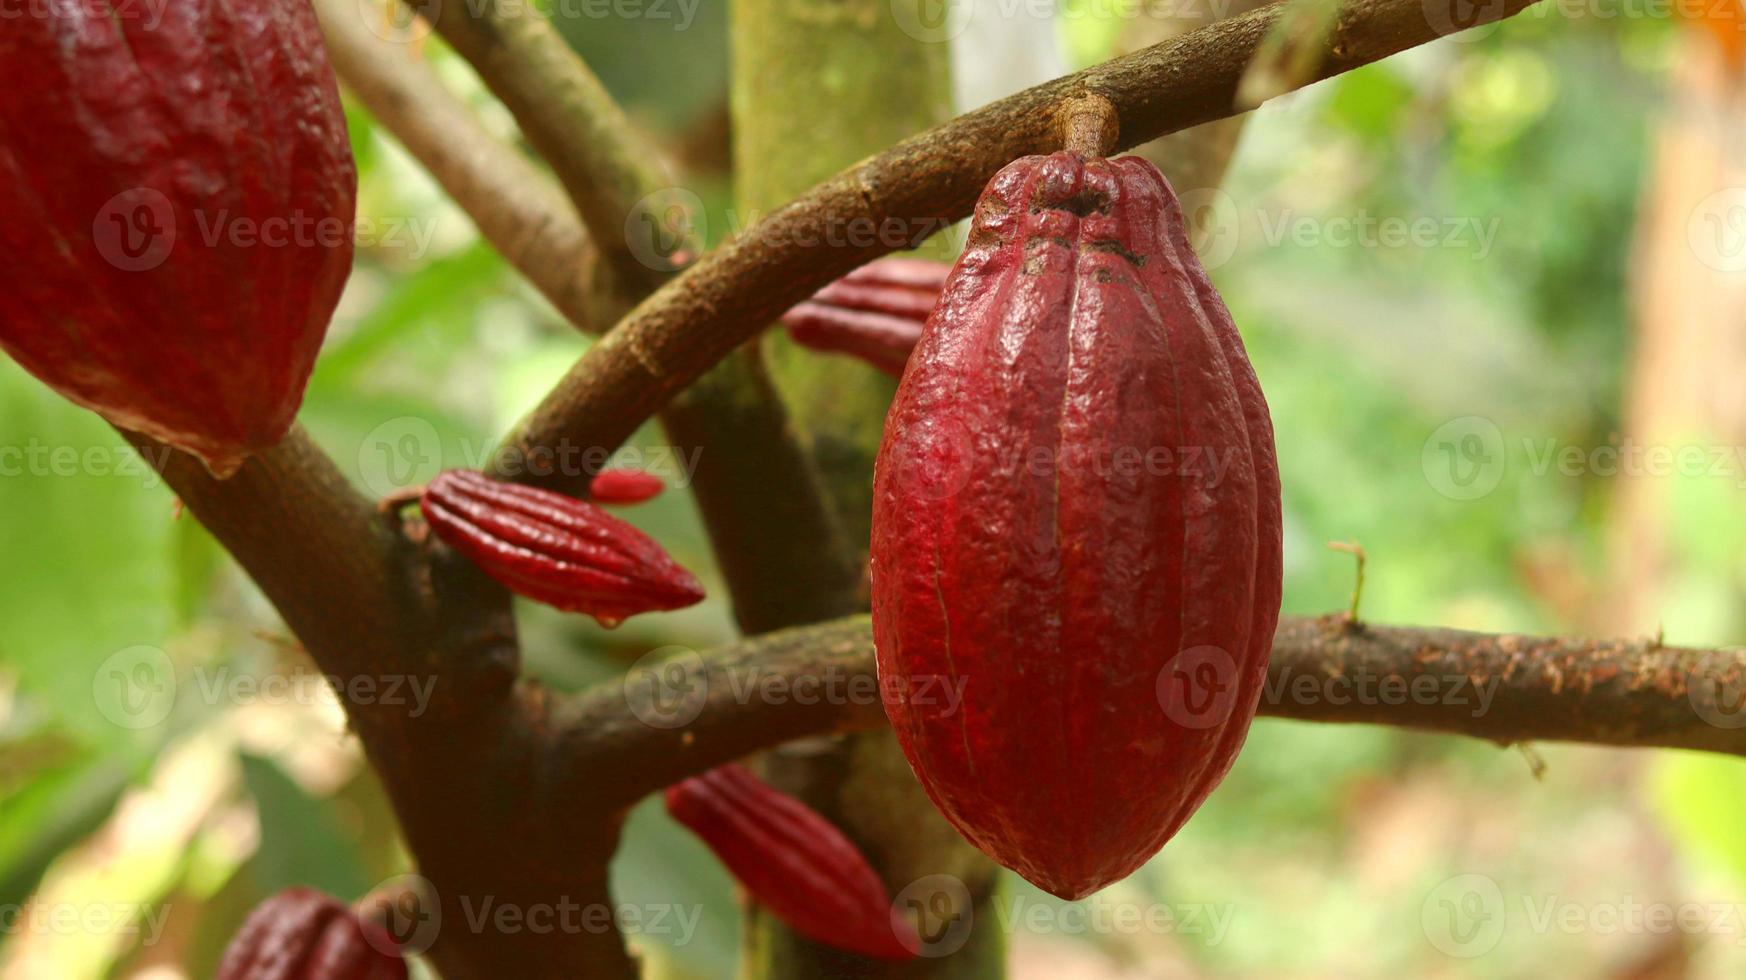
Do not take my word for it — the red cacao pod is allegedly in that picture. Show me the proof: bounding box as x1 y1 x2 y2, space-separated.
589 467 666 505
0 1 356 477
666 764 917 960
421 469 704 626
870 152 1283 900
780 258 949 377
218 887 406 980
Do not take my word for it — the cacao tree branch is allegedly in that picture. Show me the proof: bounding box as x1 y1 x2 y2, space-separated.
312 0 613 332
497 0 1544 497
391 0 863 629
557 613 1746 807
403 0 672 300
126 427 641 978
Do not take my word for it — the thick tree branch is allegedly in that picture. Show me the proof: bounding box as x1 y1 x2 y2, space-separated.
498 0 1544 496
312 0 613 333
557 614 1746 808
404 0 675 299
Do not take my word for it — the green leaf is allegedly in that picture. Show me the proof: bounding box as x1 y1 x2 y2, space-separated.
0 360 177 748
238 753 373 900
0 751 137 909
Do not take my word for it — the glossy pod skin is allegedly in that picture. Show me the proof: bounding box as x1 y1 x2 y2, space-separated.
589 467 667 505
0 1 356 477
421 469 704 626
665 765 917 961
871 152 1283 900
780 258 950 377
217 887 406 980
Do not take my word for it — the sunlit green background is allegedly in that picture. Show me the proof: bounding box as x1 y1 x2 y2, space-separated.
5 3 1746 977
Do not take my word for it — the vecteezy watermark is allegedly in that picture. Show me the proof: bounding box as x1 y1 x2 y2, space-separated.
1263 666 1501 718
1422 874 1746 957
1686 649 1746 730
990 895 1236 944
353 418 705 498
91 189 442 273
0 901 172 946
0 440 173 488
621 646 967 730
623 187 954 272
1183 191 1505 270
889 0 1256 44
91 645 439 730
357 873 703 953
1421 417 1746 501
0 0 170 29
888 874 1235 959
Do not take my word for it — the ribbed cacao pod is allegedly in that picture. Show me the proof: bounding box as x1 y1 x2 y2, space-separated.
589 467 666 505
0 1 356 477
218 887 406 980
666 765 917 960
780 258 949 377
421 469 704 626
871 152 1283 900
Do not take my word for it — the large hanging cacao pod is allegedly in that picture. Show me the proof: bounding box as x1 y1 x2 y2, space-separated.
870 151 1282 900
0 0 356 477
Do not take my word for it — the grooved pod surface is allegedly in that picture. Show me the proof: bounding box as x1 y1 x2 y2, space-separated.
666 765 918 961
0 1 356 476
422 470 704 626
217 887 406 980
870 152 1283 899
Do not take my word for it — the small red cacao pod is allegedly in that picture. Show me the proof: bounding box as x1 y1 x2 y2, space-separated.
421 469 704 626
871 152 1283 900
780 258 950 377
218 887 406 980
0 1 356 477
589 467 666 505
666 765 918 961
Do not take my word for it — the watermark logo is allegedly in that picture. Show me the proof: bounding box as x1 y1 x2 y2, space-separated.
361 874 443 956
626 187 704 273
1421 0 1510 41
93 645 177 730
1687 650 1746 730
1422 873 1506 957
1688 187 1746 273
1421 416 1506 501
893 874 975 957
623 646 710 729
93 188 176 273
1158 645 1239 730
357 416 444 498
892 0 974 42
359 0 436 43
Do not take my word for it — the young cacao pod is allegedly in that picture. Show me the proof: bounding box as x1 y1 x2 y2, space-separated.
589 467 667 505
0 1 356 477
779 258 949 377
218 887 406 980
870 152 1283 900
666 764 917 960
421 469 704 626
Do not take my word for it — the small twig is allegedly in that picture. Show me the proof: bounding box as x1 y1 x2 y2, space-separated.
493 0 1546 496
1327 540 1367 623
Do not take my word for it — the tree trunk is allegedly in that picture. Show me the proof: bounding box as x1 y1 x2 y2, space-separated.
730 2 1005 978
